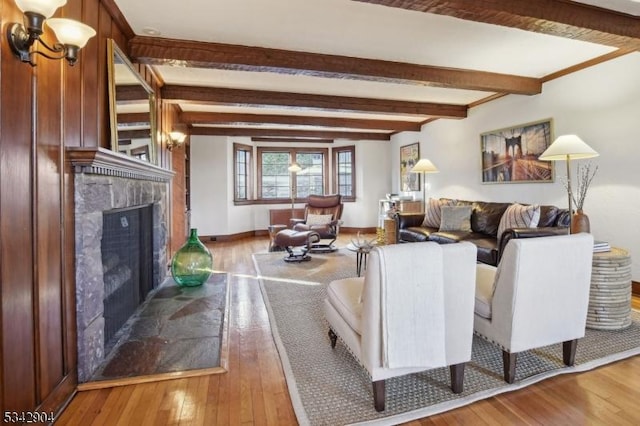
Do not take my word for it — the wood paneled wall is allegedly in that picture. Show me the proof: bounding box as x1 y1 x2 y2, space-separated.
0 0 177 416
167 105 189 255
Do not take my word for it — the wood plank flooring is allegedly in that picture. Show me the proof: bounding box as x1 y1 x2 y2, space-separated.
56 235 640 425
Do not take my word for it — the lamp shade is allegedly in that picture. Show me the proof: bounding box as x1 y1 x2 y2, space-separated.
169 131 187 144
410 158 439 173
46 18 96 48
538 134 599 161
15 0 66 18
288 162 302 173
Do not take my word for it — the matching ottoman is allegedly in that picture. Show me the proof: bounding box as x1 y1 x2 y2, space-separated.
274 229 321 262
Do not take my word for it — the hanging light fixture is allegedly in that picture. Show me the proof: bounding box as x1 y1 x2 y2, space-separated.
7 0 96 66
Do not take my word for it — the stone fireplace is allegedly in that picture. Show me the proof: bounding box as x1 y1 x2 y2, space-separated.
68 148 174 382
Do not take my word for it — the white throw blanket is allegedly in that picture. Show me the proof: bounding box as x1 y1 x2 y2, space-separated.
378 243 447 369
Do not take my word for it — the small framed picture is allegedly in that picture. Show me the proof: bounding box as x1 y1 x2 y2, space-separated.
481 119 554 184
400 143 420 191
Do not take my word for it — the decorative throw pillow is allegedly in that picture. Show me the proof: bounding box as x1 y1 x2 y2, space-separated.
306 214 333 226
439 205 472 232
497 203 541 243
422 198 455 228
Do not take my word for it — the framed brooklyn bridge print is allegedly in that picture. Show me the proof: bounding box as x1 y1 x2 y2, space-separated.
480 119 554 184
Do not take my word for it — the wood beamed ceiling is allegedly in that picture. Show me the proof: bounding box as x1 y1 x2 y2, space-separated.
353 0 640 50
132 0 640 143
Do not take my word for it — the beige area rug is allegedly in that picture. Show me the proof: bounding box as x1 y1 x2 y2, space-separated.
253 249 640 426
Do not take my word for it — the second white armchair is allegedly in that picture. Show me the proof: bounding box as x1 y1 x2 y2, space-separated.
474 233 594 383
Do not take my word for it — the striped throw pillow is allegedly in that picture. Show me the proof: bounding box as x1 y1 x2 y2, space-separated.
497 203 541 243
422 198 456 228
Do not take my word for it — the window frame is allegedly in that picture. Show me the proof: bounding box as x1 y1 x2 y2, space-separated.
233 143 253 205
333 145 356 202
257 146 329 203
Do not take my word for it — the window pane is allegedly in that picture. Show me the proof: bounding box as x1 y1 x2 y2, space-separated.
335 147 355 199
261 151 292 199
294 152 324 198
257 148 328 201
234 147 251 201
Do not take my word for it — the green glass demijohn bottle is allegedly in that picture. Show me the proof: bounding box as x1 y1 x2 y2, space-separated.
171 228 213 287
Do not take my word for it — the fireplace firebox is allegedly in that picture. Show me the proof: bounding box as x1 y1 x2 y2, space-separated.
102 205 154 351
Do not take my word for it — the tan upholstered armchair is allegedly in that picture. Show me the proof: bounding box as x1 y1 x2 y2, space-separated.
324 242 478 411
290 194 343 252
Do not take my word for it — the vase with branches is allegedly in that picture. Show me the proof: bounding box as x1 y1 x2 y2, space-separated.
562 162 598 233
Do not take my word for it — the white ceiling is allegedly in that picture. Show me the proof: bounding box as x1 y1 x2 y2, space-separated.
113 0 640 140
573 0 640 15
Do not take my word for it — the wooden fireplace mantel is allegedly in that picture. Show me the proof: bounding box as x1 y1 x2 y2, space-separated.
66 147 175 182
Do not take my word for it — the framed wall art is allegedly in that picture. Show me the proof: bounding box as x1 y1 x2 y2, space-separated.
400 143 420 191
480 119 554 184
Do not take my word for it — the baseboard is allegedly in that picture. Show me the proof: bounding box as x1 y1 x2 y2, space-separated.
199 231 257 242
200 227 377 242
340 227 377 234
633 281 639 297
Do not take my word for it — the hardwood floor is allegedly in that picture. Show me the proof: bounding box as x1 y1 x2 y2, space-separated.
56 235 640 425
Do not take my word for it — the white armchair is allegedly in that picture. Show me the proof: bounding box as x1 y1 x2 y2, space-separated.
474 233 594 383
324 242 477 411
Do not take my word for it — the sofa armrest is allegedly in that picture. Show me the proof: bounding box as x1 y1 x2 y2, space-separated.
396 213 425 229
498 226 569 263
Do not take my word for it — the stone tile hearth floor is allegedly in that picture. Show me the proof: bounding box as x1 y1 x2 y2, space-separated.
89 272 227 382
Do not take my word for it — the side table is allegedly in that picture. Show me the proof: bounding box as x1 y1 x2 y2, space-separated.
346 243 373 277
268 224 287 252
586 247 632 330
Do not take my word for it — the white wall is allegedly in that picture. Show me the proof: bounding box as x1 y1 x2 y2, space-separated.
190 137 393 236
391 53 640 280
190 136 229 236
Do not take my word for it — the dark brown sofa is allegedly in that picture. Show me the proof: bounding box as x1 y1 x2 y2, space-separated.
396 198 571 266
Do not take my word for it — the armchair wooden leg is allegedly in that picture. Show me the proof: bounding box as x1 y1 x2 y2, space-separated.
563 339 578 366
373 380 385 412
449 363 465 393
502 350 517 384
328 329 337 349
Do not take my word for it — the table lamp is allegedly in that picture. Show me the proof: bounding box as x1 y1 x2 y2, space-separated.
410 158 440 212
538 135 599 230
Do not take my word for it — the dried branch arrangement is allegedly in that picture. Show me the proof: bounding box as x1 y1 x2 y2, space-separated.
562 162 598 211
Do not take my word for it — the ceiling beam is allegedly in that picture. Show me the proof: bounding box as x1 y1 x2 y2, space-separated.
191 127 390 140
118 113 150 124
180 112 422 131
118 129 151 140
115 85 150 102
163 86 467 118
353 0 640 50
252 137 334 144
130 36 541 95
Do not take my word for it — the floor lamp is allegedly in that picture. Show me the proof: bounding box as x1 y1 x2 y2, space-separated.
288 161 302 218
410 158 440 212
539 135 599 231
